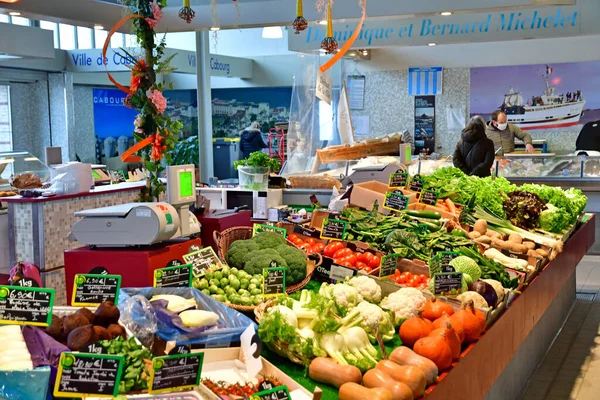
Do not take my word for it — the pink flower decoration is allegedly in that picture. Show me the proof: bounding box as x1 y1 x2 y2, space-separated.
145 2 164 28
147 89 167 114
134 114 144 133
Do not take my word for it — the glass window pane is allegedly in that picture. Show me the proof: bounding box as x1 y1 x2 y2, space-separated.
40 20 59 48
94 29 108 48
77 26 93 49
319 101 333 141
0 85 12 153
11 16 30 26
0 15 9 24
59 23 76 50
111 32 124 48
125 34 138 48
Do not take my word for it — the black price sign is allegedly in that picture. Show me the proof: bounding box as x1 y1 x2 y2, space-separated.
153 264 192 288
388 172 409 188
252 385 291 400
321 218 348 240
407 175 424 192
165 259 183 268
54 353 124 398
433 272 464 296
439 251 460 273
379 254 399 278
149 352 203 394
383 192 410 212
71 274 121 307
419 189 439 206
183 247 222 277
253 224 287 238
0 286 54 327
263 267 286 297
168 344 191 355
258 379 277 392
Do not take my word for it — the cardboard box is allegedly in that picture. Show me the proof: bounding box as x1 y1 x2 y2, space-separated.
348 181 417 214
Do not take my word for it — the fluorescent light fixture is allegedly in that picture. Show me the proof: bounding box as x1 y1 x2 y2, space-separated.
262 26 283 39
428 43 436 46
8 11 21 16
440 11 452 16
210 26 220 31
0 54 21 60
93 24 104 30
0 159 15 165
362 49 368 56
24 157 39 162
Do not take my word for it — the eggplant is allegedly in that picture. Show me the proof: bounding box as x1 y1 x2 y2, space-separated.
468 280 499 308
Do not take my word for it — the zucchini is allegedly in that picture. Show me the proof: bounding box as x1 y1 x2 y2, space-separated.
405 210 441 220
419 221 441 232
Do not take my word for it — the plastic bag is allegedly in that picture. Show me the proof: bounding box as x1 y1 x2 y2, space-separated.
119 287 256 347
0 366 50 400
328 186 348 212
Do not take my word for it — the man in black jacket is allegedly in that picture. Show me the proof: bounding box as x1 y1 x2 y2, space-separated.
453 116 496 177
239 121 268 159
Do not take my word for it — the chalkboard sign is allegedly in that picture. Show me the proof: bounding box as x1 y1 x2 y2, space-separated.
419 189 439 206
71 274 121 307
433 272 464 296
165 259 183 268
429 254 441 276
407 175 424 192
439 251 460 273
320 218 348 240
154 265 193 288
379 254 399 278
388 172 409 188
258 379 278 393
54 352 124 398
253 224 287 238
252 385 291 400
149 352 203 394
383 192 409 212
183 247 222 277
262 267 286 298
168 344 192 356
0 286 55 327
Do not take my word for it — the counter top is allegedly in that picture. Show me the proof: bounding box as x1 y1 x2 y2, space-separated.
0 181 147 203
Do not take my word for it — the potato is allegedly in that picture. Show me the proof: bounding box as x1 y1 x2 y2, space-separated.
508 234 523 244
473 220 488 235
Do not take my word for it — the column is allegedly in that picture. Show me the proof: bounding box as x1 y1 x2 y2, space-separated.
195 31 214 181
48 72 76 162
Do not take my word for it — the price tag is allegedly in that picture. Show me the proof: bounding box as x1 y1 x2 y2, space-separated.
262 266 286 298
419 189 439 206
258 379 277 392
252 385 291 400
183 247 222 277
433 272 464 296
13 277 39 288
54 352 124 398
388 171 409 188
149 352 204 394
83 342 106 355
383 192 410 212
407 175 424 192
168 344 192 356
438 251 460 273
379 254 399 278
153 264 193 288
320 218 347 240
71 274 121 307
165 259 183 268
329 264 356 282
253 224 287 238
0 286 54 327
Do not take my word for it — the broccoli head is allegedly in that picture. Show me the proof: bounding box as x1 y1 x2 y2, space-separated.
252 232 287 250
244 250 288 276
243 248 279 265
225 240 259 269
276 245 307 286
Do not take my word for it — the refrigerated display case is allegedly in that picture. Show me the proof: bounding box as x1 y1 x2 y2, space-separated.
0 151 52 191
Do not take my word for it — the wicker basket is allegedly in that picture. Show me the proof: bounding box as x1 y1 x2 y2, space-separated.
254 298 278 323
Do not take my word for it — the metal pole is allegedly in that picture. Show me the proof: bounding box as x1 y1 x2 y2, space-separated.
195 31 214 182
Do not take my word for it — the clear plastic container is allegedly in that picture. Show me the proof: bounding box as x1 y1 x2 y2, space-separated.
237 166 268 191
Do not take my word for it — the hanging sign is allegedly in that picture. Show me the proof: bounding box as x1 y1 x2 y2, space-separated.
383 192 410 212
183 247 222 277
316 70 333 105
149 352 204 394
71 274 122 307
379 254 399 278
54 353 124 398
414 95 436 155
0 286 55 327
153 265 193 288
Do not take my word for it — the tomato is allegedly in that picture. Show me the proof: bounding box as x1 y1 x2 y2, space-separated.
408 277 420 287
343 255 357 266
396 275 407 284
333 258 345 265
419 274 429 283
291 237 304 246
334 248 352 259
303 245 315 254
305 238 317 245
364 266 373 273
355 261 368 270
312 243 326 253
401 271 413 279
340 261 355 268
288 234 299 242
369 256 381 268
324 242 344 257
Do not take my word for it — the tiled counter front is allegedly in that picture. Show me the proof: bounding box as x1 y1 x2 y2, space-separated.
8 189 141 304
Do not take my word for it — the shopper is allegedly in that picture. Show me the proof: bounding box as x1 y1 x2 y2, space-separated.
485 110 534 156
453 116 495 177
240 121 268 159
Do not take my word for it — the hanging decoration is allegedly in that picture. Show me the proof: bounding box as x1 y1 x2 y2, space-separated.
233 0 241 29
103 0 182 202
292 0 308 34
320 1 337 54
210 0 220 30
179 0 196 24
319 0 367 73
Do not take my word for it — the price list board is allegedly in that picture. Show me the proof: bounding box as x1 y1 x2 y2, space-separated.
0 286 55 327
54 353 124 398
71 274 121 307
149 352 204 394
321 218 348 240
153 264 193 288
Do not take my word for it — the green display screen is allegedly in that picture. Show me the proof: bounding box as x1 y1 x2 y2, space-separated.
179 171 193 198
91 170 101 179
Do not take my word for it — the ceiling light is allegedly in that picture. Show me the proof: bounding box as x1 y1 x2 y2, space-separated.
93 24 104 30
362 49 368 56
262 26 283 39
210 26 220 31
440 11 452 16
8 11 21 16
319 19 327 25
428 43 436 46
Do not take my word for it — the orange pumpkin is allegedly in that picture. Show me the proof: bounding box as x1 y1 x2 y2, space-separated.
450 300 482 343
472 303 487 331
434 312 465 343
430 321 461 360
422 297 454 321
413 334 453 371
399 313 433 348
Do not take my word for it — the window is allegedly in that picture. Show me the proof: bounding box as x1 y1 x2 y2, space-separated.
319 100 333 141
111 32 124 48
11 16 30 26
40 20 59 48
125 34 138 48
77 26 93 49
0 86 12 152
0 15 9 24
94 29 108 48
59 23 76 50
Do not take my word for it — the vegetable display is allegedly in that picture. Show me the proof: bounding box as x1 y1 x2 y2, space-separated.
195 264 265 306
98 336 153 394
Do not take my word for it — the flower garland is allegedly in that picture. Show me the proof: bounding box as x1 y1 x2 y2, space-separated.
104 0 182 202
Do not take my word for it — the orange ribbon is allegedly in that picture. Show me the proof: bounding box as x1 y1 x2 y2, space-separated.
319 0 367 73
102 14 143 93
120 135 155 163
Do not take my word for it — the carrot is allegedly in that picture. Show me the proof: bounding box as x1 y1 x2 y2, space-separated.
445 199 457 216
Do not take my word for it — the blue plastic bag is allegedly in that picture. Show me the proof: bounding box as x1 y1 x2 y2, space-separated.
0 366 50 400
119 287 256 347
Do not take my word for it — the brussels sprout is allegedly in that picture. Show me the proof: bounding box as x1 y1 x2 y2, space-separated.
229 277 240 290
221 265 231 275
230 294 242 304
197 279 209 290
240 279 250 290
220 277 229 287
250 278 260 286
248 283 258 291
209 279 220 288
205 272 214 281
252 296 262 306
209 285 219 294
215 295 227 302
240 296 252 306
216 288 225 295
229 267 239 277
202 289 211 296
250 288 262 296
225 287 237 296
213 271 223 281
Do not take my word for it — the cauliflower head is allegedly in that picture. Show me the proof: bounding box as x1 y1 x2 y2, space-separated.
380 291 421 326
457 291 489 310
355 301 395 342
348 276 382 303
319 283 363 315
395 287 427 310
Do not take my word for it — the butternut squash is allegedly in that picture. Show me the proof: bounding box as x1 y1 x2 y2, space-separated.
309 357 362 388
339 382 393 400
390 346 438 386
375 360 426 398
362 369 414 400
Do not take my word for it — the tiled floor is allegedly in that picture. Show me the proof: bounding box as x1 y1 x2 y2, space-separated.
520 255 600 400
